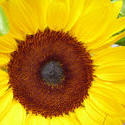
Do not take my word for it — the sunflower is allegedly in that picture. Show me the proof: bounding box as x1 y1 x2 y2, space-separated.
0 0 125 125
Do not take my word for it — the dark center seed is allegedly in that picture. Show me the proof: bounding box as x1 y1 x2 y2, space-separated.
41 61 64 84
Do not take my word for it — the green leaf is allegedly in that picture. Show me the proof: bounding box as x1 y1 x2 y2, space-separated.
0 6 9 35
116 37 125 46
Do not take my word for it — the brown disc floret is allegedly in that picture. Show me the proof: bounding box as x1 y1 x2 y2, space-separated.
8 29 94 118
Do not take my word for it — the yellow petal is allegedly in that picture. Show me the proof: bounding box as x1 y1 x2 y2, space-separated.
26 114 49 125
91 78 125 105
0 0 6 4
71 1 112 42
87 23 125 51
0 69 9 86
111 0 123 18
64 0 85 31
95 66 125 82
110 80 125 94
104 116 123 125
0 90 13 121
0 79 8 86
68 112 81 125
84 99 106 125
0 54 10 66
93 47 125 81
95 64 125 81
55 114 80 125
0 100 26 125
57 116 72 125
47 0 69 31
0 35 17 53
70 0 124 50
90 31 125 54
59 112 81 125
112 17 125 34
93 47 125 66
1 2 25 41
2 0 39 37
51 117 64 125
75 107 98 125
27 0 50 31
88 87 125 117
0 84 9 98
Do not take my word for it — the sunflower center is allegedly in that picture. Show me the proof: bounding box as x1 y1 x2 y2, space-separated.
41 61 64 85
8 29 94 118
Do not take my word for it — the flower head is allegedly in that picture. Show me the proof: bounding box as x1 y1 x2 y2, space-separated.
0 0 125 125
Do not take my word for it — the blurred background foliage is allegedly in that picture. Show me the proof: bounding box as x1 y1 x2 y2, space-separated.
0 0 9 35
0 7 9 36
121 0 125 16
113 0 125 46
0 0 125 46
